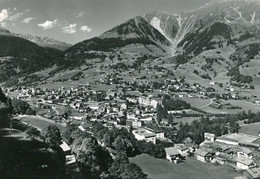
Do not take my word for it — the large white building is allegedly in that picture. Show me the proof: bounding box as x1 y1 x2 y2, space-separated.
138 96 163 109
132 128 156 144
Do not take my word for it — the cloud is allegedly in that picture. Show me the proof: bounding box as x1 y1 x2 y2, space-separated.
62 23 77 34
8 11 23 21
0 8 29 27
76 11 83 18
38 19 57 30
0 9 8 22
80 25 91 33
0 22 7 28
23 17 34 23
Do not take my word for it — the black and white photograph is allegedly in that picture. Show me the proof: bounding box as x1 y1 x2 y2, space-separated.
1 0 260 178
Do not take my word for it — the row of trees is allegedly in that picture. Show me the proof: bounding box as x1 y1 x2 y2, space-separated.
170 116 240 144
157 95 191 123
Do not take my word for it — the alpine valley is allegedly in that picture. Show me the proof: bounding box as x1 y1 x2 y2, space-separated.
1 0 260 94
2 1 260 179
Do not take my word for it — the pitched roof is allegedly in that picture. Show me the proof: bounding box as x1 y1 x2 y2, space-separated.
143 132 156 138
239 147 252 154
134 128 156 138
175 144 189 151
60 141 71 152
165 147 180 156
194 149 209 157
236 157 254 166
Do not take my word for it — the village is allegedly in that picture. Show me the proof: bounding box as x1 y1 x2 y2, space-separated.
1 75 260 179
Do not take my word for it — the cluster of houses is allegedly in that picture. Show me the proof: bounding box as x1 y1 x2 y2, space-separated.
3 81 260 178
164 132 260 178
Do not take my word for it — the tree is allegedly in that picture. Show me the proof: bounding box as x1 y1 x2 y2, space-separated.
114 136 135 156
26 107 36 115
11 99 35 115
25 126 39 137
62 123 78 144
156 104 163 124
71 134 112 177
0 87 7 104
42 125 62 148
109 152 147 179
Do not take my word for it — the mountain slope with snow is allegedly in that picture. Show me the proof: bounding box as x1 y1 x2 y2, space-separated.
15 33 72 51
144 0 260 55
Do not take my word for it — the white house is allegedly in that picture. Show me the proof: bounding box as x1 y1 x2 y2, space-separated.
194 149 211 163
237 148 253 159
165 147 182 163
204 133 215 142
132 128 156 144
144 126 165 139
236 157 256 170
132 120 142 128
151 98 163 109
174 144 190 157
139 96 162 109
60 141 71 155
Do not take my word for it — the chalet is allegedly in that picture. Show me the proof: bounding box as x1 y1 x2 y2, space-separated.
236 157 256 170
237 148 253 159
174 144 190 157
132 120 142 128
215 152 236 166
132 128 156 144
165 147 182 163
194 149 212 163
204 133 215 142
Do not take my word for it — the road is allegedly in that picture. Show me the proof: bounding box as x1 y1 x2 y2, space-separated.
199 99 213 109
52 105 68 116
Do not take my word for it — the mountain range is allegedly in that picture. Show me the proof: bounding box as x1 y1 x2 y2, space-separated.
1 0 260 87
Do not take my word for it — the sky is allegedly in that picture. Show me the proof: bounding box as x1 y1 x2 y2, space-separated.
0 0 212 44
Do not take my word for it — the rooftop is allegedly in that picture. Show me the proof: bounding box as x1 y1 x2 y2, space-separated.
133 128 156 138
194 149 209 157
236 157 254 166
165 147 180 156
217 133 259 145
60 141 71 152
